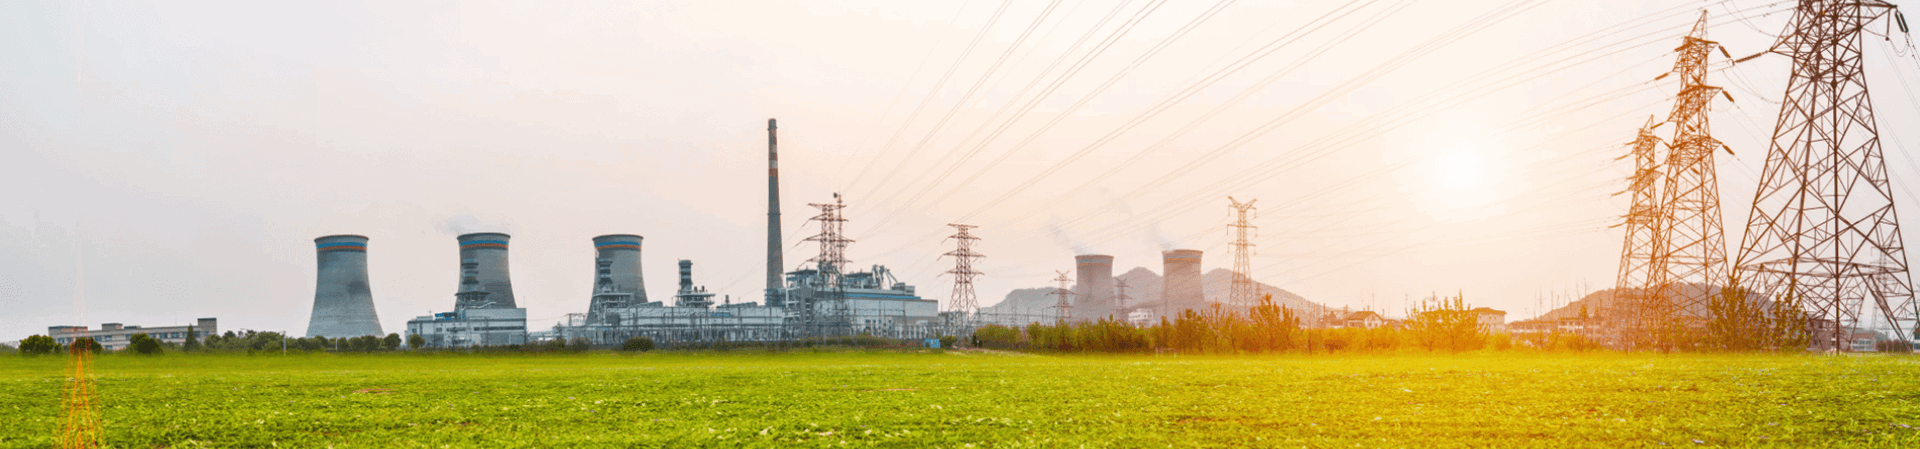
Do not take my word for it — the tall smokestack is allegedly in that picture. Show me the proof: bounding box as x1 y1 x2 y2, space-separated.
308 235 384 337
591 234 647 301
457 232 517 308
1075 254 1115 320
766 118 785 306
1162 249 1204 314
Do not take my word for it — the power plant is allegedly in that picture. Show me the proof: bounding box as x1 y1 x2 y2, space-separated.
307 235 384 338
456 232 517 309
1162 249 1205 315
1074 255 1115 320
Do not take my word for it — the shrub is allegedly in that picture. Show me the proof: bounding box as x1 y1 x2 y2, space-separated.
20 335 59 355
939 336 959 349
129 333 163 355
407 334 426 349
972 325 1022 349
569 337 592 352
1491 333 1514 351
70 337 102 354
1406 293 1487 353
620 336 655 352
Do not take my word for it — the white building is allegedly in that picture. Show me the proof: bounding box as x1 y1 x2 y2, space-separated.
406 308 528 348
48 318 219 351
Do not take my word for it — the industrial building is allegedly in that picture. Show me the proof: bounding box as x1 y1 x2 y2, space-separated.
48 318 218 351
1161 249 1205 315
307 235 385 337
405 233 530 348
1074 255 1117 320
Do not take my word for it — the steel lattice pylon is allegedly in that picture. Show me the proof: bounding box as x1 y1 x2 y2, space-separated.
1735 0 1918 351
1611 117 1664 347
943 223 984 325
1050 270 1075 322
1642 12 1734 349
1227 197 1259 310
804 194 854 338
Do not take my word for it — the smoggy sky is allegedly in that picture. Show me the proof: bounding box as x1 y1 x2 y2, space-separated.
9 0 1920 342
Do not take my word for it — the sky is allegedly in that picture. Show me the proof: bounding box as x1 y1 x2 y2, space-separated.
8 0 1920 342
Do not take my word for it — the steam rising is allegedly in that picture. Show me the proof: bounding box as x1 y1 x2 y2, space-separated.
438 214 511 235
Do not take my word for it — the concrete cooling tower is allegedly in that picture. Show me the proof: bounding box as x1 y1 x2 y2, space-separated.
1161 249 1204 314
1075 255 1115 320
457 232 517 309
307 235 384 337
592 234 648 301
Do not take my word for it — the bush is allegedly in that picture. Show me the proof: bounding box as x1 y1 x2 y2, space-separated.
972 325 1022 349
129 333 163 355
20 335 58 355
569 337 592 352
620 336 655 352
1406 293 1487 353
407 334 426 350
939 336 959 349
70 337 102 354
1491 333 1514 351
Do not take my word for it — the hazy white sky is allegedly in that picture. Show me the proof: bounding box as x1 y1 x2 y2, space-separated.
9 0 1920 341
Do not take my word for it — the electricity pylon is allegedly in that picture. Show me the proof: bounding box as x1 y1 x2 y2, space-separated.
943 223 984 324
804 194 853 338
1735 0 1917 351
1228 197 1260 310
1612 117 1664 348
1050 270 1075 323
1644 12 1734 349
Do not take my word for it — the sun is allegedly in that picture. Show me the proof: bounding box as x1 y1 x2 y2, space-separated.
1436 147 1487 192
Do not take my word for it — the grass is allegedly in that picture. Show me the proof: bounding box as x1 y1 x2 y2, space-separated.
2 350 1917 448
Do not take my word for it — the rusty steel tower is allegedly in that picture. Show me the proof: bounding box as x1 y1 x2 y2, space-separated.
804 194 853 337
943 223 984 321
1227 197 1259 310
1050 270 1075 322
1735 0 1917 350
1638 12 1736 349
1611 118 1664 347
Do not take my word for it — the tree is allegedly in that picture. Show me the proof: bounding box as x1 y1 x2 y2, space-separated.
1406 293 1486 353
382 333 402 350
620 336 655 352
70 337 102 354
569 337 592 352
1769 285 1812 352
407 334 426 350
128 333 163 355
20 335 58 355
182 325 200 352
1707 274 1768 351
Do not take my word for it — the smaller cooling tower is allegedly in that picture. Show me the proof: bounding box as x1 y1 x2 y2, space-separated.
1075 255 1115 320
1161 249 1204 314
308 235 384 337
591 235 648 301
457 233 517 309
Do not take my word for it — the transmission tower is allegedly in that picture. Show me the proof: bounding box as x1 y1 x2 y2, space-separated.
1642 12 1734 348
804 194 853 338
1611 117 1664 347
1114 278 1131 317
943 223 984 325
1735 0 1917 350
1227 197 1259 310
1050 270 1075 323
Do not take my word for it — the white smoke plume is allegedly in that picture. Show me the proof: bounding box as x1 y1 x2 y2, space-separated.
438 213 511 235
1047 216 1097 255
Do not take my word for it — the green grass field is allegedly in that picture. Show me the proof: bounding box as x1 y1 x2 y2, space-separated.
2 350 1917 448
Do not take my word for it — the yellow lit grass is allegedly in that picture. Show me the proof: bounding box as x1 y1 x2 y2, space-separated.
0 350 1916 447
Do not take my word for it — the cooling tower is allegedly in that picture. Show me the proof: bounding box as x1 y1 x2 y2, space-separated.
307 235 384 337
1075 255 1115 320
592 234 648 300
457 232 517 309
1161 249 1204 314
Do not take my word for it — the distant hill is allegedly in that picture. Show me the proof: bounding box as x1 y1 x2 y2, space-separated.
980 267 1331 318
1523 283 1741 323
